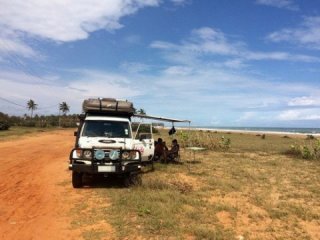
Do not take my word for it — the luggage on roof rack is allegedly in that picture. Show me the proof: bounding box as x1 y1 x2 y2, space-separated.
82 98 134 115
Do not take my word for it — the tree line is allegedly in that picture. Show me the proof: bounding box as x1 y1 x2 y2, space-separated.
1 99 155 131
1 99 77 130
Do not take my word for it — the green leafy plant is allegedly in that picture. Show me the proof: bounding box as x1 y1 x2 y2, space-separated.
176 131 231 151
286 139 320 160
0 121 10 130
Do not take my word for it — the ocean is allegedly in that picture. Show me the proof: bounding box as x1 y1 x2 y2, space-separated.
192 126 320 135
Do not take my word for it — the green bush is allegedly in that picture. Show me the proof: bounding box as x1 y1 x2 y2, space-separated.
0 121 10 130
306 135 315 140
286 139 320 160
176 130 231 151
220 136 231 151
22 120 36 127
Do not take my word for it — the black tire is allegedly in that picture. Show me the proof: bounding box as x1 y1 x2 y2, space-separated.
72 171 83 188
131 174 142 186
123 174 142 187
123 174 131 187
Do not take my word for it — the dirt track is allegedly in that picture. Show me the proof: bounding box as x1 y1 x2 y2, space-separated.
0 130 86 240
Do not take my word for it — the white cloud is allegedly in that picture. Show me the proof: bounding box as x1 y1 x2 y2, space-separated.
0 36 39 58
124 35 141 45
119 62 150 73
151 27 319 64
0 0 160 42
163 66 194 75
267 16 320 49
223 59 248 69
288 96 320 107
170 0 190 6
69 69 141 98
151 27 241 57
237 112 257 122
255 0 299 11
0 69 141 115
0 31 39 58
2 61 320 126
189 27 241 55
0 0 160 61
150 41 176 50
148 28 320 124
246 51 319 62
278 109 320 121
191 27 223 41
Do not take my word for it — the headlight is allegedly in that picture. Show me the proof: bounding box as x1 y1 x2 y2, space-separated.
121 151 130 160
121 150 140 160
95 149 105 160
83 150 92 159
109 150 120 160
75 149 82 158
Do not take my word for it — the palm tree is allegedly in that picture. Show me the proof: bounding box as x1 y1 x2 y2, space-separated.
59 102 70 127
59 102 70 115
137 108 146 115
27 99 37 118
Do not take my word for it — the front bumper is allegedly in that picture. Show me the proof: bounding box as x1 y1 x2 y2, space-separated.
69 148 142 175
69 162 141 174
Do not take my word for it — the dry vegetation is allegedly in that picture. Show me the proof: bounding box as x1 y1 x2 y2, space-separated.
69 129 320 240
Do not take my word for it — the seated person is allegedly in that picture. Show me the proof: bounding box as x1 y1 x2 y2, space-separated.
167 139 180 162
154 138 168 161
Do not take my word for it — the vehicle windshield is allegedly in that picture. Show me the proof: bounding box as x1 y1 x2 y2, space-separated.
81 120 131 138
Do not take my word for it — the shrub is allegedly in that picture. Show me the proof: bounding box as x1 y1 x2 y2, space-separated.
22 120 36 127
220 136 231 151
306 135 315 140
0 121 10 130
286 139 320 160
176 130 231 151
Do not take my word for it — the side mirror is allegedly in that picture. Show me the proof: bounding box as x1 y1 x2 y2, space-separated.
74 131 78 137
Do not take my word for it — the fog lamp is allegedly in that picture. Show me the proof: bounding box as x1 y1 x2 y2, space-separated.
109 150 120 160
94 149 105 160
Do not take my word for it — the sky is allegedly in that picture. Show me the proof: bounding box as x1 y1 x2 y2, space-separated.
0 0 320 127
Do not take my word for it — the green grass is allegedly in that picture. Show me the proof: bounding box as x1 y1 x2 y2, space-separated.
0 126 58 140
67 129 320 239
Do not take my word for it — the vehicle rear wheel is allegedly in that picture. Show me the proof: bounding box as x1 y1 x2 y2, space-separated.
72 171 83 188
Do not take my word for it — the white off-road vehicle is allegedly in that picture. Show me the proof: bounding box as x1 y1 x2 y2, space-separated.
69 98 155 188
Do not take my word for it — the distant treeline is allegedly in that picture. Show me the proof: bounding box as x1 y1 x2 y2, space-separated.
0 112 78 130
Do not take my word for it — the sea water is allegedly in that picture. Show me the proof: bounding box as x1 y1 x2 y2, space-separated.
193 127 320 134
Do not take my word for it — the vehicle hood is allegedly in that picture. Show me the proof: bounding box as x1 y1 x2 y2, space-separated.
78 137 133 149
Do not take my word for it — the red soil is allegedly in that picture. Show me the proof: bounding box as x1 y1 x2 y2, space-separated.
0 130 81 240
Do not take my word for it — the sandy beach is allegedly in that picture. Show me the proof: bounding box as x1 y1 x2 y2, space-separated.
173 126 320 137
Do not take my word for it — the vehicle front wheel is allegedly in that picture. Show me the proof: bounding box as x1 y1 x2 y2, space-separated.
72 171 83 188
123 173 142 187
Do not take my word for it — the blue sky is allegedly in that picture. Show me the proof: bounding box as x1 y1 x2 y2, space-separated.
0 0 320 127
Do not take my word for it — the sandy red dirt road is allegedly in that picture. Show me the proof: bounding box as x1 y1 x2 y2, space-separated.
0 130 83 240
